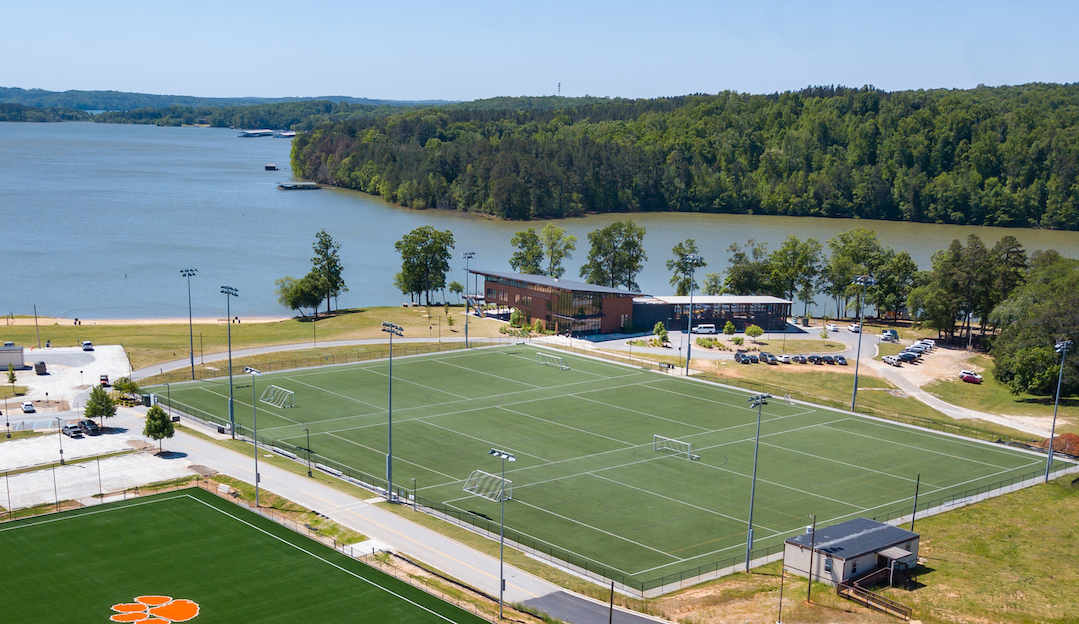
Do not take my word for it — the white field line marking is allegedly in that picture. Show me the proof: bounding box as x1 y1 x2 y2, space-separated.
413 418 556 464
0 495 187 533
820 424 1016 470
359 367 470 400
193 387 301 425
323 432 461 482
502 349 612 378
436 358 543 389
757 441 945 491
494 405 637 447
846 416 1046 459
568 394 712 432
283 376 385 413
186 494 468 624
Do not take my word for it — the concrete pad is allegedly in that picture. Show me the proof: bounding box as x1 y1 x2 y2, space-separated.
0 427 140 471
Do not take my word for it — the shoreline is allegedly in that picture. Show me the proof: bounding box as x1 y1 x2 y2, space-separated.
6 316 291 326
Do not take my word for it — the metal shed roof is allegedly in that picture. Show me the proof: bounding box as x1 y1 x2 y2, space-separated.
470 269 644 296
785 518 918 561
634 295 792 305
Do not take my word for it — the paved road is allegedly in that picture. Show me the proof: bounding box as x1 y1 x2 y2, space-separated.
107 406 663 624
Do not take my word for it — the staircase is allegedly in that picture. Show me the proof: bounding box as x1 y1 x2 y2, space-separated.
837 568 913 620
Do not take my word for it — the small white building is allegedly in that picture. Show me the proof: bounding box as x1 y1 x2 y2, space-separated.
784 518 919 586
0 345 25 370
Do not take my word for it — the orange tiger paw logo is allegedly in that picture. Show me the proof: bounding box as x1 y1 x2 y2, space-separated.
110 596 200 622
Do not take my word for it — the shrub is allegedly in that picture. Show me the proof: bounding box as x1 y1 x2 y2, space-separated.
732 336 744 346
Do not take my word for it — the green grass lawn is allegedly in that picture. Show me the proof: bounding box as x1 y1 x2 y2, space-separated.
874 342 907 360
0 488 486 624
152 345 1061 590
750 339 846 354
1 385 28 400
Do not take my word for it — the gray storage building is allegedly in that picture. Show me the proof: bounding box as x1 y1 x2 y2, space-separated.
0 345 26 370
784 518 919 587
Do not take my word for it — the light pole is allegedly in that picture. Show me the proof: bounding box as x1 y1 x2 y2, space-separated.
222 285 238 438
304 427 313 477
806 513 817 603
462 252 475 348
684 253 704 376
850 275 877 412
1046 339 1072 483
245 366 262 507
382 322 403 501
488 448 516 619
411 477 417 510
744 392 770 572
57 417 65 465
181 269 197 380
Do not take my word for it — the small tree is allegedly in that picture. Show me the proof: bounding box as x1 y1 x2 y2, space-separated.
143 404 175 453
510 308 524 328
448 281 464 304
723 321 736 339
745 324 764 343
7 363 15 395
653 321 669 345
732 336 744 346
446 314 455 331
112 377 140 402
84 385 117 428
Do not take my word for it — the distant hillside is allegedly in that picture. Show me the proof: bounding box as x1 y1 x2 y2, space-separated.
0 87 450 111
0 102 90 122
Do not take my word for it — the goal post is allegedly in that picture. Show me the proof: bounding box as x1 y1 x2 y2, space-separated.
653 434 700 460
537 352 570 371
463 469 512 502
259 385 295 408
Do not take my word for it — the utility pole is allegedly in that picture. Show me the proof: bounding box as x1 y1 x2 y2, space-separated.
462 252 474 348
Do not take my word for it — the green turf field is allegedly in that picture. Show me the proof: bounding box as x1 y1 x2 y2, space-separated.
0 488 486 624
157 345 1062 588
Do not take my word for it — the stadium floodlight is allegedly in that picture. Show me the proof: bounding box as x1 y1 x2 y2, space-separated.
466 447 516 620
850 275 877 412
221 285 239 438
382 322 404 502
56 417 64 465
745 392 771 572
462 252 475 348
303 427 313 478
245 366 263 507
684 253 704 376
1046 339 1073 483
181 269 198 380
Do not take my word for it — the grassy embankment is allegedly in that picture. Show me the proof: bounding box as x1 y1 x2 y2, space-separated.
1 385 29 400
0 306 504 371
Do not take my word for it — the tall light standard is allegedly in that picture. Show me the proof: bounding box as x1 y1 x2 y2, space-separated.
1045 339 1072 483
244 366 262 506
181 269 198 380
484 448 515 619
303 427 313 477
462 252 475 348
683 253 704 376
850 275 877 412
382 322 403 501
221 285 238 438
56 417 65 465
744 392 771 572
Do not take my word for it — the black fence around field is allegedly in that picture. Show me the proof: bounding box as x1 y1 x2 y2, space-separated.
148 338 1079 596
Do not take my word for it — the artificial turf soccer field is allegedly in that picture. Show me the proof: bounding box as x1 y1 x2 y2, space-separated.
0 488 486 624
161 345 1052 585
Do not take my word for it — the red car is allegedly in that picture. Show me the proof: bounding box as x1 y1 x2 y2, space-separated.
961 373 982 384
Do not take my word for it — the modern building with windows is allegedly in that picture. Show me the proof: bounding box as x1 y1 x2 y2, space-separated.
469 269 643 336
632 295 793 332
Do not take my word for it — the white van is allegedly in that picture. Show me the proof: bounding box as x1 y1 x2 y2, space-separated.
82 341 94 351
691 324 717 334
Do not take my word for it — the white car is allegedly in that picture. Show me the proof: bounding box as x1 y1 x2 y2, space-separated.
777 354 791 364
882 355 901 367
691 324 717 334
21 401 35 413
826 324 839 332
848 324 861 333
959 369 982 380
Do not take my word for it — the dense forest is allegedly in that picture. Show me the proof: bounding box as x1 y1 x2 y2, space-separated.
92 100 406 130
292 84 1079 229
0 102 89 122
0 86 447 111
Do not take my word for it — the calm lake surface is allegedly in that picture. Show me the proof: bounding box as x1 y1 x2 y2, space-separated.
2 122 1077 320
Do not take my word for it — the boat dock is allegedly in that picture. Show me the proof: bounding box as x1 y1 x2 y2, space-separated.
277 182 320 190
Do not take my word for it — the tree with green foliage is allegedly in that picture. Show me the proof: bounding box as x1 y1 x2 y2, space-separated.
724 240 773 296
7 363 14 395
84 385 116 428
702 273 724 296
579 220 647 290
275 273 325 318
666 239 705 296
745 324 764 343
540 223 576 278
112 377 140 401
871 251 919 320
448 281 464 304
143 405 175 453
724 321 736 338
768 236 824 313
394 226 456 305
509 227 544 274
823 228 888 317
653 322 668 345
311 229 346 314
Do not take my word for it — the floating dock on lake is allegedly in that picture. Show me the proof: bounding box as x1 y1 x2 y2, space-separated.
277 182 319 190
238 129 274 137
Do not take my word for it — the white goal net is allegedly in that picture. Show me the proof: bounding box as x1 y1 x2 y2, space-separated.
259 385 295 408
654 434 700 460
537 352 570 370
463 470 512 502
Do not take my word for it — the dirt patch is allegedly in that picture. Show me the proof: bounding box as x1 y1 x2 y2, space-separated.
187 465 217 478
126 440 156 452
1033 433 1079 456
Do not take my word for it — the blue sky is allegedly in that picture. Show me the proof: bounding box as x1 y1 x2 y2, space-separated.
5 0 1077 101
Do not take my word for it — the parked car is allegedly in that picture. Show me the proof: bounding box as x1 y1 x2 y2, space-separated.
882 355 901 366
821 355 836 365
82 341 94 351
691 324 717 334
880 329 899 341
792 355 808 364
747 354 759 363
3 341 14 346
825 324 839 332
961 373 983 384
735 352 751 364
834 355 848 365
21 401 35 413
908 345 929 355
897 351 920 363
759 352 778 365
100 374 109 387
808 355 823 364
915 340 935 350
919 339 936 348
960 369 983 380
848 323 861 333
776 354 791 364
78 420 101 436
61 424 83 438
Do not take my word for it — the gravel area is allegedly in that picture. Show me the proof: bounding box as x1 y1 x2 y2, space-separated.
0 453 193 509
0 429 138 471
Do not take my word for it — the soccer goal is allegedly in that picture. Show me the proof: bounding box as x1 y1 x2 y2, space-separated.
259 385 295 408
537 352 570 371
654 434 700 460
463 470 512 502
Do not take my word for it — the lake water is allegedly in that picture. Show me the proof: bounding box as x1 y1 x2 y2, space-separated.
2 122 1077 320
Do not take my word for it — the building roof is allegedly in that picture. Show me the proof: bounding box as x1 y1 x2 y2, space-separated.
785 518 918 561
634 295 792 305
470 269 645 297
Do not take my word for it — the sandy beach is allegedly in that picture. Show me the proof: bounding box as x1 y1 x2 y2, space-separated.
6 316 290 326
